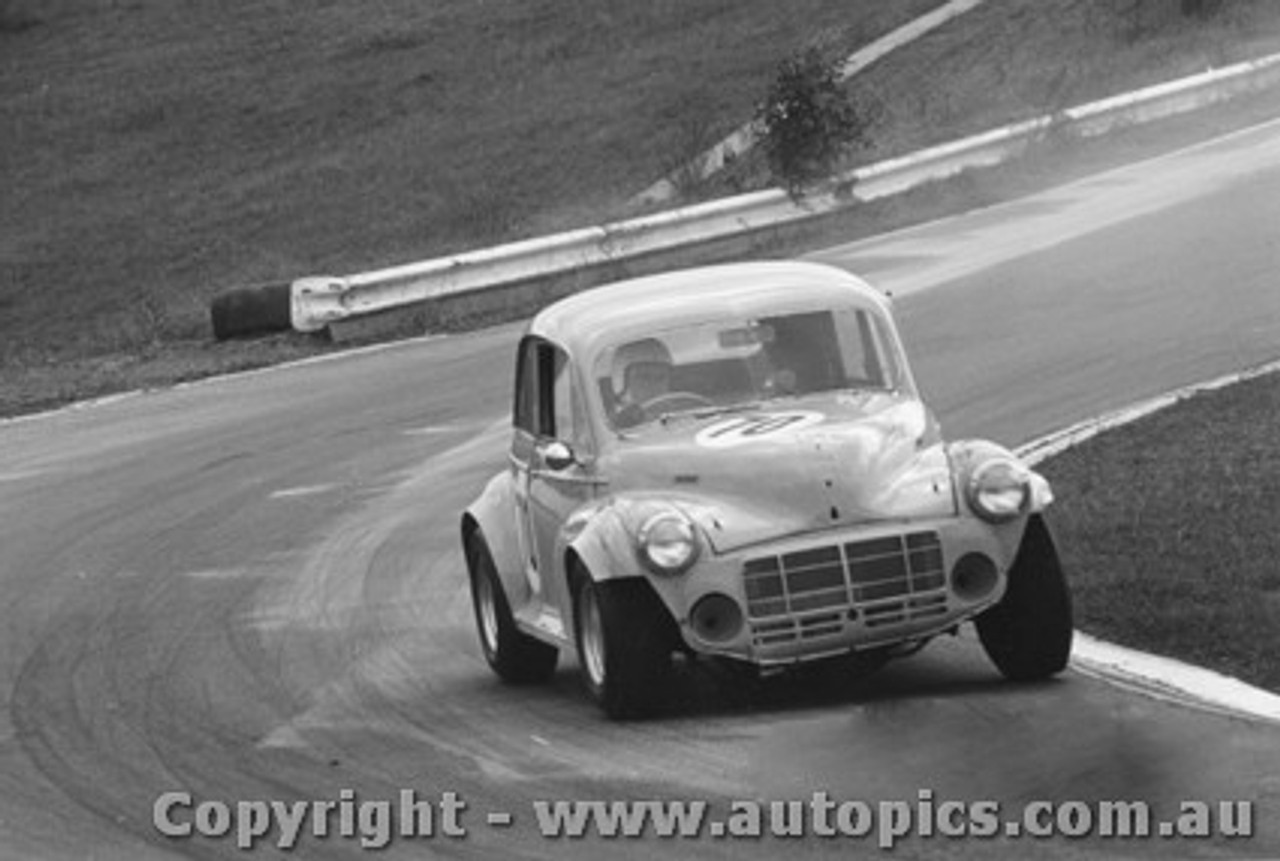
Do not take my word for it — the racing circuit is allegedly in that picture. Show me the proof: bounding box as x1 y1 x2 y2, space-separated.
0 117 1278 859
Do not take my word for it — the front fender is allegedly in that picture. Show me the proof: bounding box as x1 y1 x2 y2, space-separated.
562 497 692 639
562 491 715 581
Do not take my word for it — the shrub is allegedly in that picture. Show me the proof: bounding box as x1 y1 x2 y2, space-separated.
755 46 869 196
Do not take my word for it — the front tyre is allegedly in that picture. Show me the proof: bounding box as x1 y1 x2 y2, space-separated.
574 578 676 719
976 515 1074 681
467 535 558 684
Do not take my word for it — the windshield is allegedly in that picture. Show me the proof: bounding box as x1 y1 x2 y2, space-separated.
593 306 903 430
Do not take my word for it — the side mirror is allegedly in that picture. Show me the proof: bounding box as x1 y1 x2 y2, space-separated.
540 441 576 472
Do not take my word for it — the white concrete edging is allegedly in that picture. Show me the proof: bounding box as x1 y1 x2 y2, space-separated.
288 51 1280 334
1016 358 1280 725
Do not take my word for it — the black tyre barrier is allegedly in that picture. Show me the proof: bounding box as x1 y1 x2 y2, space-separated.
209 281 294 340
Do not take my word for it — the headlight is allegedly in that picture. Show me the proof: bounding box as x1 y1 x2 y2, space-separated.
637 511 699 575
967 459 1031 523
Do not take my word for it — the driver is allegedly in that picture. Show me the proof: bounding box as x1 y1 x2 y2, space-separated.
612 338 673 428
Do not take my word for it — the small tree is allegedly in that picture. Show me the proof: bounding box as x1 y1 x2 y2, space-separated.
755 47 868 196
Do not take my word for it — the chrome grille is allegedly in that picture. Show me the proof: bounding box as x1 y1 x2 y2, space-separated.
743 531 946 624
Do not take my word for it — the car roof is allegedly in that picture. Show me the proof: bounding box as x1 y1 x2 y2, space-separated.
529 261 890 356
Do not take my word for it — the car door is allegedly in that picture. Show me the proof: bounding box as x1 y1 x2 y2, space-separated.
509 336 599 636
527 339 600 633
508 336 543 616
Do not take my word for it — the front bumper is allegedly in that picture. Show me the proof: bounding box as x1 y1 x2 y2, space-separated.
656 515 1023 665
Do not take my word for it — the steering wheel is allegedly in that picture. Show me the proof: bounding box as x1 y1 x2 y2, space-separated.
640 391 714 415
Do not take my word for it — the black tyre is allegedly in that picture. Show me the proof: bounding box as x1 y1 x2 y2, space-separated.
209 282 293 340
574 577 678 719
976 515 1074 681
467 535 558 684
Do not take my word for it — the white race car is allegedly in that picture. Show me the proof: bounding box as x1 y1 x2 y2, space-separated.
462 261 1072 718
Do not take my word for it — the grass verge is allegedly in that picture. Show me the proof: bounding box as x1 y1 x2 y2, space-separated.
1038 369 1280 694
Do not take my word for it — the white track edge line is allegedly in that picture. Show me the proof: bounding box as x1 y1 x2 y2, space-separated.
1016 356 1280 726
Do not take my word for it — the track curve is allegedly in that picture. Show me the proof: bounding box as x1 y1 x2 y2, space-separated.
1 121 1279 859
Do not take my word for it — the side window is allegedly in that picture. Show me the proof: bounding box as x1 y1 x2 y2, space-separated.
513 337 540 434
551 350 574 442
522 338 574 441
534 344 556 438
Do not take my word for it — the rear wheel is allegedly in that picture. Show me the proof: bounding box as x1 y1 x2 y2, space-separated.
467 534 558 684
976 516 1074 681
574 577 677 719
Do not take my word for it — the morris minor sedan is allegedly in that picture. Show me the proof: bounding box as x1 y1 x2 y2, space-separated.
461 261 1072 718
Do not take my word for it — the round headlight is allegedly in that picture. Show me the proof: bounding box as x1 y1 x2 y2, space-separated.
968 459 1030 523
637 512 699 575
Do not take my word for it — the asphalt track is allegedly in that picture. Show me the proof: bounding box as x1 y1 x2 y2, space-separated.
0 120 1278 859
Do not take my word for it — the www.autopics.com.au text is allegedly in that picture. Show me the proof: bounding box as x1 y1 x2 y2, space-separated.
152 789 1255 851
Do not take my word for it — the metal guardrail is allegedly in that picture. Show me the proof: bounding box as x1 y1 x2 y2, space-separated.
210 52 1280 338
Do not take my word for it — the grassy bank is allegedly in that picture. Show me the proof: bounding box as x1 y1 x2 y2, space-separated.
706 0 1280 194
1039 370 1280 693
0 0 939 362
2 0 1280 416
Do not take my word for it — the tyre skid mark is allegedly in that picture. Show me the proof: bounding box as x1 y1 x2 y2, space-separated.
249 417 748 794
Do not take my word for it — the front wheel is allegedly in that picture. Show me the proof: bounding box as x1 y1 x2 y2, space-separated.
574 578 677 719
976 515 1074 681
467 535 558 684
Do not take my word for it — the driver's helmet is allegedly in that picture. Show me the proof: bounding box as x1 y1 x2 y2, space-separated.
611 337 673 398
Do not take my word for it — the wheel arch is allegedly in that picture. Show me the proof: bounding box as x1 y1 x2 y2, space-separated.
564 547 590 600
562 503 642 586
460 512 481 565
461 471 526 604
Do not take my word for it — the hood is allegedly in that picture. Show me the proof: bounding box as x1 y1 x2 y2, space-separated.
598 393 957 553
